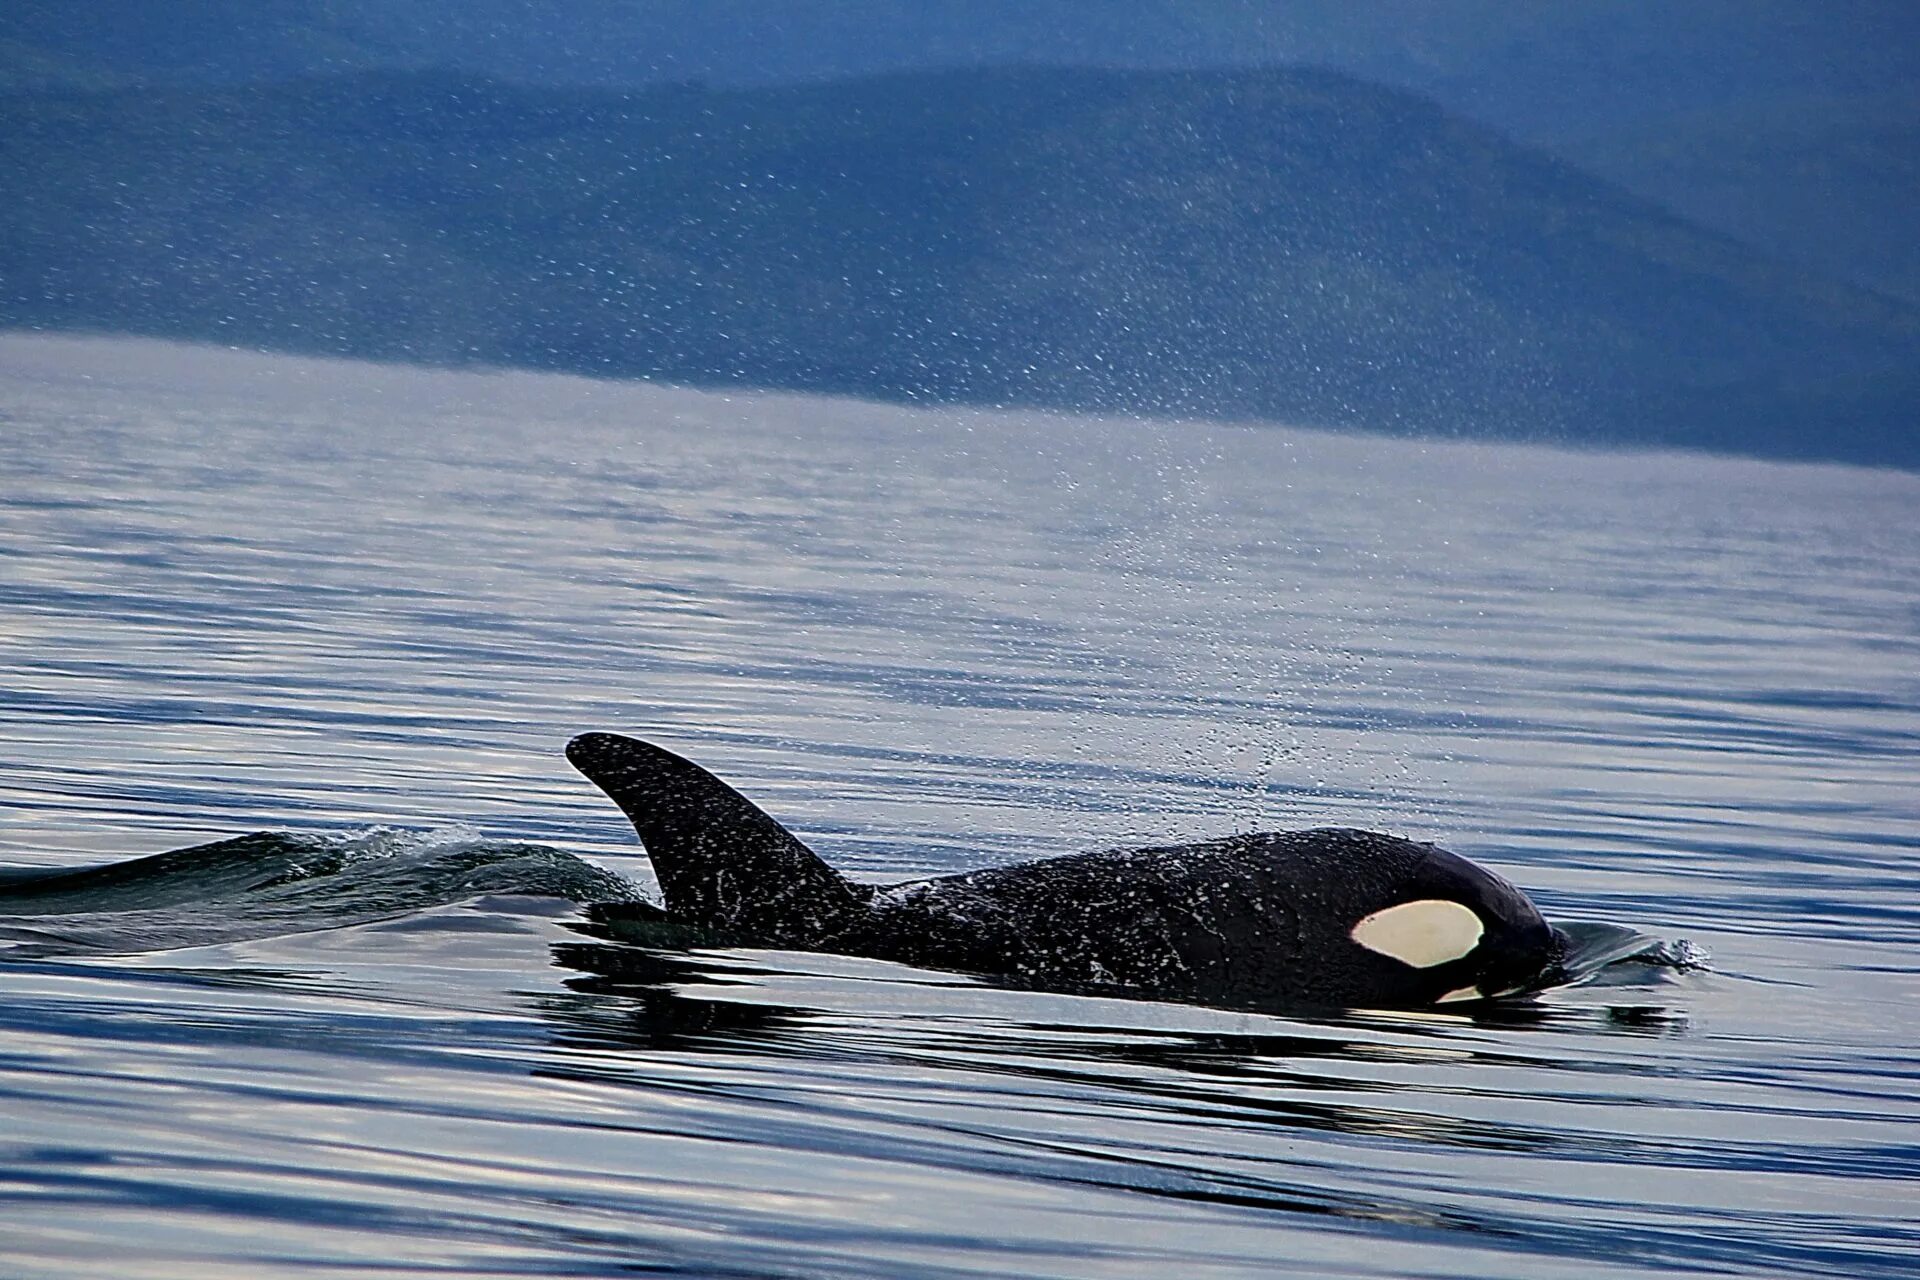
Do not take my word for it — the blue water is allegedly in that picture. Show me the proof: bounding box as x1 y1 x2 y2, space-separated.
1 334 1916 1278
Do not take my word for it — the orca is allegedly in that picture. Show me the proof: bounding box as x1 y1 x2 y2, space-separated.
567 732 1571 1011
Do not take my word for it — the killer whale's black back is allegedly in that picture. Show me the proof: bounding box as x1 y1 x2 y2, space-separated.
566 733 870 944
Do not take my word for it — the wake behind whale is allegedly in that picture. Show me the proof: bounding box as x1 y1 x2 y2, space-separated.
0 827 639 957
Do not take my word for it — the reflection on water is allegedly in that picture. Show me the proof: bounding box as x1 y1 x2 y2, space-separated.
1 335 1917 1279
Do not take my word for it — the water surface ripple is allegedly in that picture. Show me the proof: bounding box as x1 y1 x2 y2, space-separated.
1 335 1916 1279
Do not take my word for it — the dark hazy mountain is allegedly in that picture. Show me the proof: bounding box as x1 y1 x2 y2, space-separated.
6 0 1915 303
7 2 1915 126
4 67 1916 465
1559 92 1920 304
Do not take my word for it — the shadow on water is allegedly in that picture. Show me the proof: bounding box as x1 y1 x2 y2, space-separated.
540 919 1695 1088
519 932 1920 1280
520 930 1787 1272
533 937 1492 1232
543 940 811 1050
537 914 1701 1131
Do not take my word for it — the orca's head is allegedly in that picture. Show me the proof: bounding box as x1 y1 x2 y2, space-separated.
1341 845 1566 1006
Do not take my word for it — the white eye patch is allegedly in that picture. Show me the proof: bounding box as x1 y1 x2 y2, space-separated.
1349 898 1485 968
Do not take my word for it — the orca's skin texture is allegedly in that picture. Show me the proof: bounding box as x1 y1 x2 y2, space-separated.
568 733 1569 1011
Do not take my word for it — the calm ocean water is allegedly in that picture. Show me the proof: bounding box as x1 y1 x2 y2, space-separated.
1 334 1916 1279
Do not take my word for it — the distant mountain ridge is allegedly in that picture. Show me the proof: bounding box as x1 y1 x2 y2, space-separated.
9 0 1916 296
3 66 1916 465
1559 91 1920 305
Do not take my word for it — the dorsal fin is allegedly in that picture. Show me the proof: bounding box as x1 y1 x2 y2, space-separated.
565 732 869 943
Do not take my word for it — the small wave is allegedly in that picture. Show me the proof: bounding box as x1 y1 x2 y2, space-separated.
0 828 640 957
1549 920 1709 991
1645 937 1712 970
